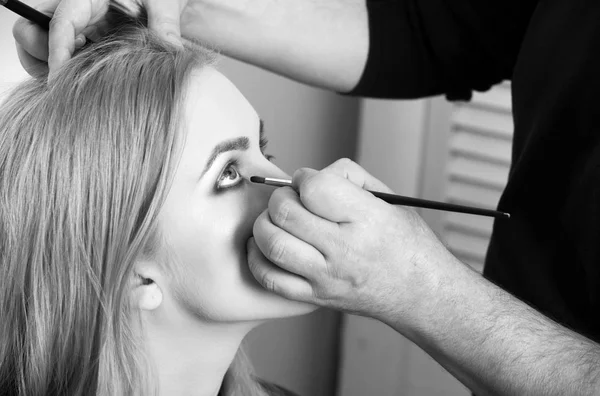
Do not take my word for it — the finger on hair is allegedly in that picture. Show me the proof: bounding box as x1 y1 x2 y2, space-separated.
74 34 86 49
253 210 327 280
48 0 109 73
247 237 314 302
145 0 183 46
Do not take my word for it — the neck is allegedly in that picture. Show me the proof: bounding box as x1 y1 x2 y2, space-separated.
145 315 259 396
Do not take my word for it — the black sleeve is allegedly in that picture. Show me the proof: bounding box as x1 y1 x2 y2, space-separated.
349 0 538 100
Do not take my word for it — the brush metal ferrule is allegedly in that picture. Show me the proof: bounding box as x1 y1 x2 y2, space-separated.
261 177 293 187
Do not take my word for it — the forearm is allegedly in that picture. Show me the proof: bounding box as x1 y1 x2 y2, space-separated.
388 257 600 395
182 0 368 92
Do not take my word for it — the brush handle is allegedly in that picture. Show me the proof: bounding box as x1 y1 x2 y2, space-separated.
2 0 94 45
252 176 510 220
369 191 509 219
2 0 51 30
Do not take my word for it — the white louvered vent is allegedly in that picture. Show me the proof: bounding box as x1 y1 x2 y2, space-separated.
441 83 513 273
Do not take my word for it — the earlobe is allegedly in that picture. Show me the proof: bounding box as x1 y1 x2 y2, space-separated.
135 277 163 311
140 282 163 311
132 260 164 311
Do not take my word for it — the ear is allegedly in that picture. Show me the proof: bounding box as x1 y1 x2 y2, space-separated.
131 261 164 311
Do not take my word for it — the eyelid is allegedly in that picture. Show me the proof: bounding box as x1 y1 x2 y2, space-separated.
211 131 272 192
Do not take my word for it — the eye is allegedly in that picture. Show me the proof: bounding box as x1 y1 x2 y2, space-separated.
216 161 243 190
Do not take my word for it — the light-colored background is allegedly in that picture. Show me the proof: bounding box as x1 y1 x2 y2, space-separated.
0 7 352 396
1 4 513 395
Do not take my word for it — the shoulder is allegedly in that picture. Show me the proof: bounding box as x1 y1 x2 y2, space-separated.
257 378 300 396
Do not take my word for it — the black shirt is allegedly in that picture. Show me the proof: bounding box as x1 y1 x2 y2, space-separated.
350 0 600 341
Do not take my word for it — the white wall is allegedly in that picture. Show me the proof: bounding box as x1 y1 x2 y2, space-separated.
0 7 360 396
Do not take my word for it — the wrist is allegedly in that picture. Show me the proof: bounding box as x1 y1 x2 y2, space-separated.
412 259 485 348
382 248 473 342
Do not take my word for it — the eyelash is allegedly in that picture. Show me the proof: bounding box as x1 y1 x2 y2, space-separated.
260 135 275 161
215 137 274 191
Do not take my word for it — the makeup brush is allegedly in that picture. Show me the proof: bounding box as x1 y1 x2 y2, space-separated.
2 0 51 29
1 0 93 44
250 176 510 219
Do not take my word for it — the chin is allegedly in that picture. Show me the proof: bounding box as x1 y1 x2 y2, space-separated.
241 286 319 321
232 258 319 320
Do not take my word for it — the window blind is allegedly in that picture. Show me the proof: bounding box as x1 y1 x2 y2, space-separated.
441 83 513 272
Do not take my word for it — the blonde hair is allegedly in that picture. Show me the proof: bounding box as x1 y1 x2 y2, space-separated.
0 2 268 395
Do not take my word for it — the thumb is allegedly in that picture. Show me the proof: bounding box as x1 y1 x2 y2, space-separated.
321 158 394 194
144 0 184 46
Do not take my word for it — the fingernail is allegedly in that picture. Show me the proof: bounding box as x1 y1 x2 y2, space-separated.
166 32 184 48
75 35 86 49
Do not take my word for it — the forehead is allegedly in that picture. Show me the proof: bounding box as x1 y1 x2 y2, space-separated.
178 67 258 178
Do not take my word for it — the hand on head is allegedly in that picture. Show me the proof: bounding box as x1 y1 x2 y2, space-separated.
247 158 459 329
12 0 189 77
13 0 369 90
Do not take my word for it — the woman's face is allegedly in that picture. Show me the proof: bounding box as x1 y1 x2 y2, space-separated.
156 67 316 323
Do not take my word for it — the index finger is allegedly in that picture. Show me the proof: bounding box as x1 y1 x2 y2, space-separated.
292 168 382 223
145 0 184 46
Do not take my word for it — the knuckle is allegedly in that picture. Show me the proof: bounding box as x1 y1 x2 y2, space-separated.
301 173 321 199
252 215 262 236
248 256 277 294
12 20 25 42
48 17 64 30
335 157 355 168
327 158 357 176
293 167 312 178
156 16 179 27
307 172 336 197
311 279 334 301
334 158 366 185
269 194 292 228
260 272 277 293
266 234 287 263
293 167 316 188
247 247 260 271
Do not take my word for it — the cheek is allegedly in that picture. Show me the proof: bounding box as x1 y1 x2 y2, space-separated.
160 186 316 322
161 194 259 318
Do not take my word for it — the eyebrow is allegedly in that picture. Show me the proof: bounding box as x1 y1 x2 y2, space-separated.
199 119 265 179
